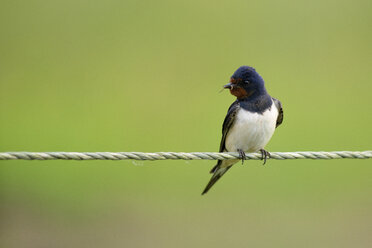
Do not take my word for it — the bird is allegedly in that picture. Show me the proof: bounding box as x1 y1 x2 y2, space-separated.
202 66 283 195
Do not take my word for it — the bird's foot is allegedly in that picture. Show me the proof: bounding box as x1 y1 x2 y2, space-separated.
259 149 270 165
237 149 246 165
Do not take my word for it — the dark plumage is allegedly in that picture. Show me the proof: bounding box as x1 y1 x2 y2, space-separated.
202 66 284 195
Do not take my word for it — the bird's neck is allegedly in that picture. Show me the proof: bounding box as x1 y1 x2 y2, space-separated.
238 85 267 100
237 90 272 114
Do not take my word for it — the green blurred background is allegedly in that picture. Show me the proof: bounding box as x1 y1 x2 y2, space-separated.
0 0 371 247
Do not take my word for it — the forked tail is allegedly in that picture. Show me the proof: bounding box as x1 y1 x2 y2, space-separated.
202 165 232 195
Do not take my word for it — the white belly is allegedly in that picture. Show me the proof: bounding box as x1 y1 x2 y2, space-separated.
225 105 278 152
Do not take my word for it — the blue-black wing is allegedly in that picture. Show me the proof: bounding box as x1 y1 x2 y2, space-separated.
219 100 240 152
209 100 240 174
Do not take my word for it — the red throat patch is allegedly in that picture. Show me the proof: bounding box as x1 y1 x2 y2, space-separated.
229 77 249 99
230 87 248 98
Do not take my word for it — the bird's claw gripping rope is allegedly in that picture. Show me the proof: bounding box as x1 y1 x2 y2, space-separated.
259 149 271 165
238 149 246 164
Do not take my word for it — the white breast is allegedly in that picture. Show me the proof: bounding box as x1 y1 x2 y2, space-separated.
225 103 278 153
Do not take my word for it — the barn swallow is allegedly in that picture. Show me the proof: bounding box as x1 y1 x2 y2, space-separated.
202 66 283 195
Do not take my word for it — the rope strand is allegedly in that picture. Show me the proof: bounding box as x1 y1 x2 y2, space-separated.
0 151 371 161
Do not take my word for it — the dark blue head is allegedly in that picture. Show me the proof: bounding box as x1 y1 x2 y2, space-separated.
224 66 267 99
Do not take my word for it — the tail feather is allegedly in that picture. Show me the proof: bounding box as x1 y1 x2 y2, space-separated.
209 161 221 174
202 166 232 195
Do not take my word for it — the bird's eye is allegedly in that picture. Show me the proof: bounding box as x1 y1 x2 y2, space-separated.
245 80 250 84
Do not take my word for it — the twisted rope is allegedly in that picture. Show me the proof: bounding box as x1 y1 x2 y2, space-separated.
0 151 371 161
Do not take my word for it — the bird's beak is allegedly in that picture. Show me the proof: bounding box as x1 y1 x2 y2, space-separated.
224 82 233 89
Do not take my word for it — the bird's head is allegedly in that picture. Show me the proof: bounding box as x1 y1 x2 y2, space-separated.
224 66 266 99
